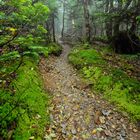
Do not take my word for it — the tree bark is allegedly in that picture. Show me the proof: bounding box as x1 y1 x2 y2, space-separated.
105 0 114 40
61 0 65 38
52 13 56 42
113 0 123 35
83 0 90 42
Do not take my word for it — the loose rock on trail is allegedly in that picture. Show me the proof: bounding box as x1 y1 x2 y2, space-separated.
39 42 140 140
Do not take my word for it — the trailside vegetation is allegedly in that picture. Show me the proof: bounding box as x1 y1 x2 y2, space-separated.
0 43 62 139
0 0 62 139
0 57 50 139
69 44 140 121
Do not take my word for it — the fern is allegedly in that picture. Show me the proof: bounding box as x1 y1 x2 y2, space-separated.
0 51 20 61
23 51 40 62
28 45 49 57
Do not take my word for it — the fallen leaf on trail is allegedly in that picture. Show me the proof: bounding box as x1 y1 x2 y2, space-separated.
92 127 103 135
94 111 101 124
92 129 97 134
133 128 138 133
99 116 106 124
104 130 112 136
96 128 103 132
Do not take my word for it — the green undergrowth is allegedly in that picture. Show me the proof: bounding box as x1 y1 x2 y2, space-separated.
0 57 50 140
93 35 109 42
0 43 62 139
69 44 140 121
47 43 62 56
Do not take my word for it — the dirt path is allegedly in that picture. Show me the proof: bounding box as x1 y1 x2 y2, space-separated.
40 42 140 140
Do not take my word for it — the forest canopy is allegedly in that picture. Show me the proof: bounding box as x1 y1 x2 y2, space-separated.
57 0 140 53
1 0 140 53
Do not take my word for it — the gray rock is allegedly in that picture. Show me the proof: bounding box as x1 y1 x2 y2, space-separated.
61 123 67 129
102 110 111 116
121 129 126 137
116 134 125 140
71 128 77 135
62 128 67 134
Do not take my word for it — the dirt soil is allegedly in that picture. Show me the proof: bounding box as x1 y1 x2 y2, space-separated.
39 42 140 140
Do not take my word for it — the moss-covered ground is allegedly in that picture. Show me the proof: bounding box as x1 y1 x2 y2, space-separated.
68 44 140 121
0 43 62 139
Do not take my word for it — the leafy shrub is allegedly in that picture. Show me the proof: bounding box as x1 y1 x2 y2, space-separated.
28 45 49 57
0 42 62 139
47 43 62 56
0 51 20 61
23 51 40 63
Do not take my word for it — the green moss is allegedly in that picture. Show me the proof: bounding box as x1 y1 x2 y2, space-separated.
0 57 50 139
69 44 140 121
47 43 62 56
13 57 50 139
0 42 62 139
69 48 106 68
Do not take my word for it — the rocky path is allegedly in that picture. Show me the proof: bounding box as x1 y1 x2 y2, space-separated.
39 42 140 140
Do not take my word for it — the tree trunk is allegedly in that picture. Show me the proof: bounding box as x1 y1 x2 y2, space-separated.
83 0 90 42
52 13 56 42
113 0 123 35
45 22 51 43
61 0 65 38
105 0 113 40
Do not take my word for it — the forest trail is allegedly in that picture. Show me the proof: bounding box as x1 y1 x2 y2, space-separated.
39 42 140 140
